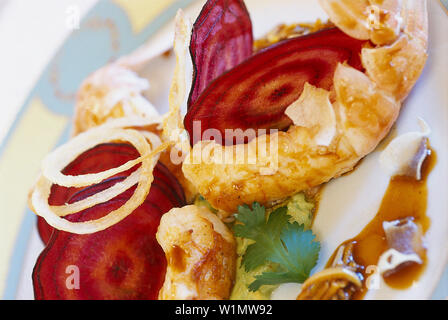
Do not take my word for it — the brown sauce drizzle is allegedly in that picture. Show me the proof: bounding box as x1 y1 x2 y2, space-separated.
168 245 187 273
327 148 437 299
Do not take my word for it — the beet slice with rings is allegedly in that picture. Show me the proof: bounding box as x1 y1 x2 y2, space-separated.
37 143 186 245
151 180 183 209
33 140 186 299
48 143 139 207
37 217 54 246
153 162 186 205
38 143 140 245
33 192 167 300
188 0 253 107
33 160 187 300
185 27 368 146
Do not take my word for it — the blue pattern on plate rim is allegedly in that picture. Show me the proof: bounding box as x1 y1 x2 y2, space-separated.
2 0 196 300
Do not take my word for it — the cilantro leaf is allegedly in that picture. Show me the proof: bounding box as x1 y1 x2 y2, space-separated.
280 223 321 277
233 202 266 240
233 203 321 291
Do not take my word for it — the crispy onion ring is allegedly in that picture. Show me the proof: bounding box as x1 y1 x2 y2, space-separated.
101 116 164 150
42 128 148 188
162 10 191 151
32 117 171 234
100 116 164 150
51 169 143 217
47 131 160 218
138 131 162 150
43 115 163 188
32 143 170 234
100 115 163 130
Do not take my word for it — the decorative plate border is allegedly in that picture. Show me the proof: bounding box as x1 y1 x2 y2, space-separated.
1 0 196 299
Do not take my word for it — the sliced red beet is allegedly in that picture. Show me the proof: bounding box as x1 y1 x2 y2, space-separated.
65 177 166 222
33 196 166 299
152 180 182 209
33 141 186 299
153 162 186 205
48 143 139 207
37 217 54 245
185 27 367 145
188 0 253 107
38 144 140 245
65 168 184 213
37 144 185 246
33 159 186 299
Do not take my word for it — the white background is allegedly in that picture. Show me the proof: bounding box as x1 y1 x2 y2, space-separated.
0 0 97 145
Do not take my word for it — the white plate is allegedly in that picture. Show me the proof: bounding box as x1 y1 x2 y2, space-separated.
15 0 448 299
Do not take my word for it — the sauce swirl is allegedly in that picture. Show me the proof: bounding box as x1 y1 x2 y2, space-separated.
327 148 437 299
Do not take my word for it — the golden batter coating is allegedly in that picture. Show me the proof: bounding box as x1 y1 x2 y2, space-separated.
156 205 236 300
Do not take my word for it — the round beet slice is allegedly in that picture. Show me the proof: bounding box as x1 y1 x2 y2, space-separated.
37 143 186 245
188 0 253 107
33 140 187 299
48 143 139 207
33 200 166 300
185 27 368 145
37 217 54 245
155 162 186 203
33 178 169 299
153 162 186 205
38 144 140 245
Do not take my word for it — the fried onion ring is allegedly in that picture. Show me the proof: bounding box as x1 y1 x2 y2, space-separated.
32 120 171 234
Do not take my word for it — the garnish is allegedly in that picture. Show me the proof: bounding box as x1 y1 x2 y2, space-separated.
31 118 168 235
34 178 168 300
34 147 186 299
233 203 320 291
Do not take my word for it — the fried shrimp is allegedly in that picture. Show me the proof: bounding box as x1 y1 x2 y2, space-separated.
181 0 428 214
156 205 236 300
73 64 160 136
